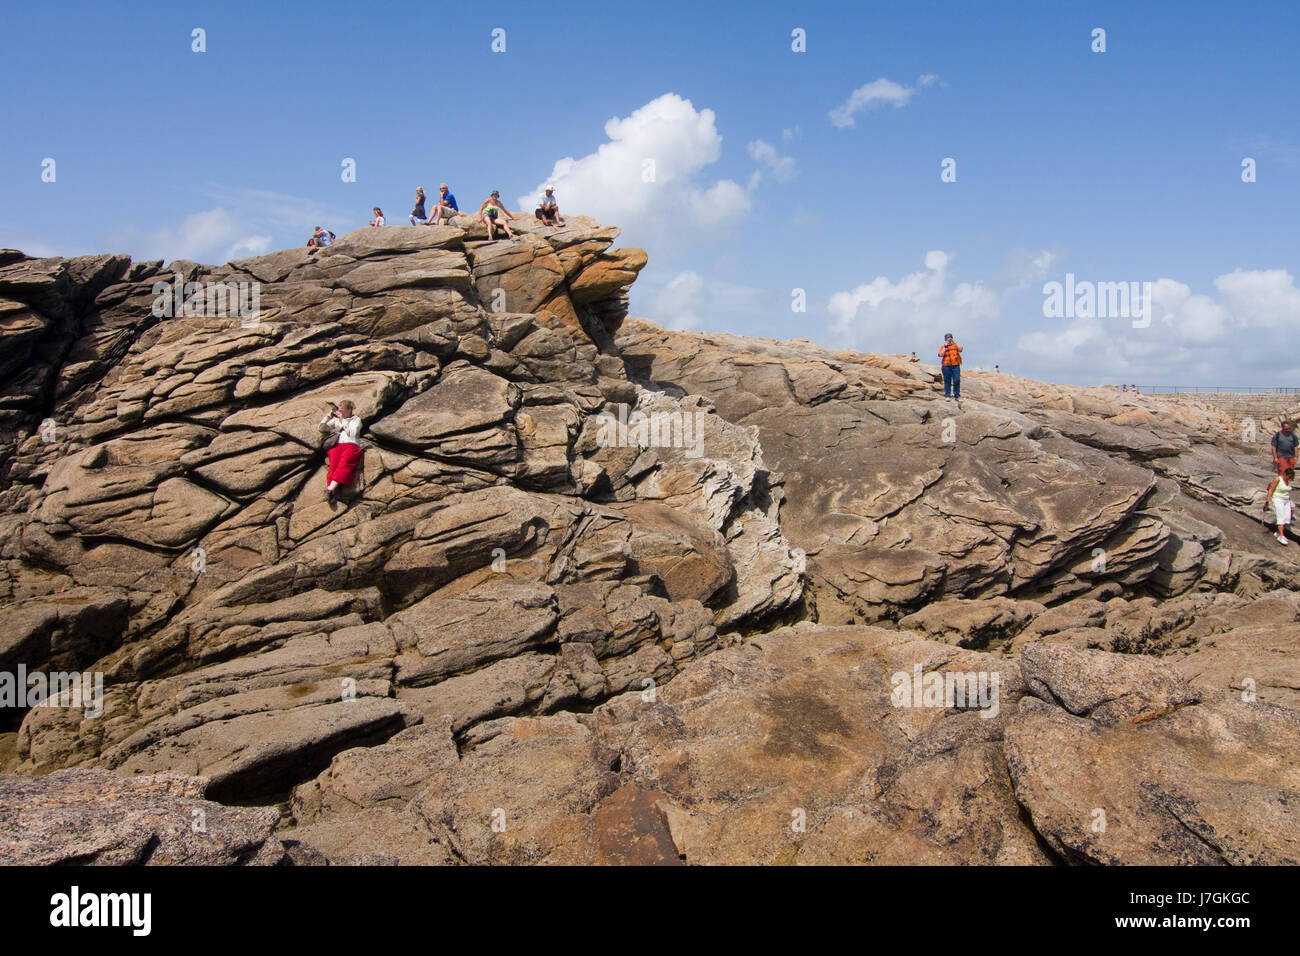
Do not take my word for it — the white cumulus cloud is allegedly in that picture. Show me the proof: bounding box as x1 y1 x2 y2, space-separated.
828 249 999 351
1015 267 1300 383
520 94 751 244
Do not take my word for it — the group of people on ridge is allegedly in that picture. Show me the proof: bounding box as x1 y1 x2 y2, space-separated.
309 184 564 248
372 184 563 240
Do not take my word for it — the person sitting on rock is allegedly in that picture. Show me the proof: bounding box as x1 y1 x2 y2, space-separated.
409 187 427 226
937 333 963 402
1272 420 1298 476
478 191 516 240
1265 467 1295 545
319 400 363 502
306 226 335 250
425 183 459 225
369 207 385 227
535 186 562 226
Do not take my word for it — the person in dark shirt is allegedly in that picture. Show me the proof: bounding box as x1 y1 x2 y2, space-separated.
1272 421 1298 476
409 186 427 225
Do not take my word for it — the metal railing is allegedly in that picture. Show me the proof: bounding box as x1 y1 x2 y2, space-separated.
1135 387 1300 395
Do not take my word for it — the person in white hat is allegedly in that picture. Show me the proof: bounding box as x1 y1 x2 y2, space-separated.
535 185 562 226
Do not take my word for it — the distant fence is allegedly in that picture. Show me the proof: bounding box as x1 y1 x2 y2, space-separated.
1137 387 1300 394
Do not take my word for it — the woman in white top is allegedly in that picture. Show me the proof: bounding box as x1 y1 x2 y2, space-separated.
1265 466 1294 544
319 399 363 500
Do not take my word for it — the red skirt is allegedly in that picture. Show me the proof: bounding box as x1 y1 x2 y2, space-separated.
326 442 362 486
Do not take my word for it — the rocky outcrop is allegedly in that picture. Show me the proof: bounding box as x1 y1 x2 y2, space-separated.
616 323 1294 623
2 219 1298 865
0 220 802 808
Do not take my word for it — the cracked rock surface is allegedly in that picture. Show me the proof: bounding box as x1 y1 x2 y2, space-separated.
1 223 1297 864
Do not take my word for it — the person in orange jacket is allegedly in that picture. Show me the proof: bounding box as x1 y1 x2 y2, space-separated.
938 333 963 401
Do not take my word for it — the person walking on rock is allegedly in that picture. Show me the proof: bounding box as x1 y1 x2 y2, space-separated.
938 333 963 402
319 399 363 502
1265 467 1295 545
409 187 427 226
1272 421 1298 476
426 183 459 225
478 190 516 240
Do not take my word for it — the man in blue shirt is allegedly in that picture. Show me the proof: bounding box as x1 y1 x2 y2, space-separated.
426 183 459 225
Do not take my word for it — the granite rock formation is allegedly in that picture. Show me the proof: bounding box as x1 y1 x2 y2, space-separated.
1 219 1296 864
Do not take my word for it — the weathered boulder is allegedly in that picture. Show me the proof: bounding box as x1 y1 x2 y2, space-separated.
1006 646 1300 864
0 768 285 864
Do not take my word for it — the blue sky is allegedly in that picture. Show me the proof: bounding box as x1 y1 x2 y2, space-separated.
2 0 1297 386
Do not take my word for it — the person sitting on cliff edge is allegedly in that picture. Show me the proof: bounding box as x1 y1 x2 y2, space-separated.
478 190 517 240
535 186 563 226
319 399 363 503
307 226 335 251
1272 420 1298 476
410 187 427 226
425 183 459 225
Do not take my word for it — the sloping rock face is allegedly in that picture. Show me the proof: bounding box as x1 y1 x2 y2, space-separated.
0 220 801 804
1 223 1297 865
616 322 1300 710
280 625 1298 865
